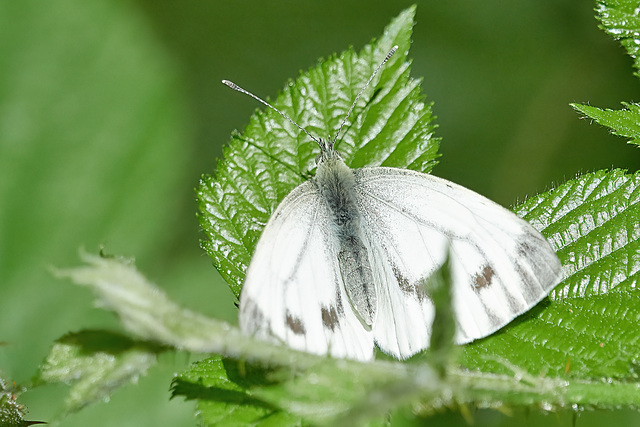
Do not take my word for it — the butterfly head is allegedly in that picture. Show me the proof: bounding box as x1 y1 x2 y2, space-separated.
315 138 343 165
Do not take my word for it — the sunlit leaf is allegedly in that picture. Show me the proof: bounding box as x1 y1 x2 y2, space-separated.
596 0 640 74
572 103 640 146
572 0 640 146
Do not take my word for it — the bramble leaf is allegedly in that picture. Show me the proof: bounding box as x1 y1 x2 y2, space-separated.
571 0 640 146
197 5 439 297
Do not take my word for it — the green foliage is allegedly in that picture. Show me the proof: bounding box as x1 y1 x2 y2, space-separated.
595 0 640 75
184 2 640 424
35 331 162 415
573 102 640 146
459 0 640 400
31 0 640 426
0 375 43 426
0 378 23 426
572 0 640 146
172 356 302 426
197 5 439 297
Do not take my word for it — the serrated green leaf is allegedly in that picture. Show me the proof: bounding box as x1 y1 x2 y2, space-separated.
197 5 439 297
186 4 640 423
0 376 43 426
571 1 640 146
0 378 23 427
462 170 640 384
572 102 640 146
36 331 161 414
596 0 640 75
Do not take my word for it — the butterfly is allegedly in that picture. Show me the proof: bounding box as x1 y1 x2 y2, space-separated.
224 46 562 362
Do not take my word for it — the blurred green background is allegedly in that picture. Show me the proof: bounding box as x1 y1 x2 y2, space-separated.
1 0 638 425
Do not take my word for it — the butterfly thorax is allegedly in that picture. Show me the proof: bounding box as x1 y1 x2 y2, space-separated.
314 154 377 326
314 156 359 236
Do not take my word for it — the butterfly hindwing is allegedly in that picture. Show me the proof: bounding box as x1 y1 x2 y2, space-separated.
239 182 375 360
354 167 561 358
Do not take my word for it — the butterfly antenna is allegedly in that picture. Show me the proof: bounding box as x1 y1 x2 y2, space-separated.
222 80 321 145
332 45 399 144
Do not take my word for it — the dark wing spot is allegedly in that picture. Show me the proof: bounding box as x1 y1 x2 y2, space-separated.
518 240 535 257
392 263 411 292
242 298 266 331
472 265 495 291
335 287 344 312
321 305 340 331
285 312 306 335
516 232 561 294
392 263 428 301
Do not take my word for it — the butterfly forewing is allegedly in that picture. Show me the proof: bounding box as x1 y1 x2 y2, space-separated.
354 167 562 355
239 181 375 361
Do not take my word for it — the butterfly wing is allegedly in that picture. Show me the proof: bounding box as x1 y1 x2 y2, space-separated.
353 167 561 359
239 181 375 361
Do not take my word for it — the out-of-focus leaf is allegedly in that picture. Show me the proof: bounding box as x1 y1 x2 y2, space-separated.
0 0 190 381
54 252 314 366
36 331 162 414
171 356 302 426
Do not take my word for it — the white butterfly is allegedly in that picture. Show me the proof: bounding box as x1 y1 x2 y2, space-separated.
224 46 562 362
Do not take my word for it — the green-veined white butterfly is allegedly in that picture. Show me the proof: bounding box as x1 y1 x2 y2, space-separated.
224 46 561 361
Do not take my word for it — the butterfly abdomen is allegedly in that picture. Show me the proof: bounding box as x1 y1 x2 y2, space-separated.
315 158 377 326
